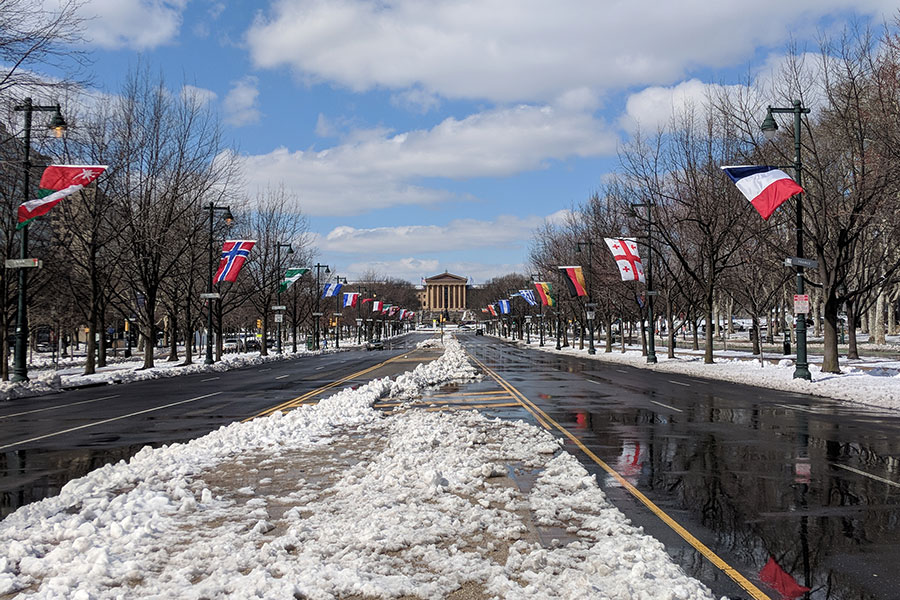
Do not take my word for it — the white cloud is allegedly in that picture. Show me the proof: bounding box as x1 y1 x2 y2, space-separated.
223 76 261 127
181 84 218 106
235 105 615 216
319 212 567 255
78 0 188 50
245 0 898 104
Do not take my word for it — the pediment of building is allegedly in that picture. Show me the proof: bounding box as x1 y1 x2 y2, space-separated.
425 272 468 284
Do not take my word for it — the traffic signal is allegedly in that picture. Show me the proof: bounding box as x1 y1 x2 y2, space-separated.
256 319 262 329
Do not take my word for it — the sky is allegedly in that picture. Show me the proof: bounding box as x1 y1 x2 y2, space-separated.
35 0 900 283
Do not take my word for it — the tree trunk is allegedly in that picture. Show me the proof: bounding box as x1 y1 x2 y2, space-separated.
84 318 97 376
168 311 179 361
97 319 107 368
666 298 675 359
751 315 761 356
704 305 714 364
821 294 841 373
846 300 859 360
874 290 886 345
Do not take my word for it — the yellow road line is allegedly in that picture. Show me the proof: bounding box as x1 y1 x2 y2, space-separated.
375 398 514 408
429 390 511 398
467 352 770 600
244 353 412 422
385 402 522 414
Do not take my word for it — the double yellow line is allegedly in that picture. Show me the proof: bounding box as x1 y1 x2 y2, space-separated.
468 352 770 600
244 353 410 422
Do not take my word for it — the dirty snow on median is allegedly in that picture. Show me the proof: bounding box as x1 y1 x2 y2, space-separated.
0 337 714 599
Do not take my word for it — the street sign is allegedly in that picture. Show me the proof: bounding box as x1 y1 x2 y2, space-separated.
793 294 810 314
274 314 283 323
199 292 220 299
785 257 818 269
271 305 287 311
646 290 660 296
312 312 324 316
333 312 343 316
5 258 41 268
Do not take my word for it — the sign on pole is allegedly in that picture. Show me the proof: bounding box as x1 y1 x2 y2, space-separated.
200 292 220 299
274 314 283 323
271 305 286 311
785 257 818 269
5 258 42 268
793 294 810 314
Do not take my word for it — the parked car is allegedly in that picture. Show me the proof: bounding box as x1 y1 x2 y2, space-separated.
223 338 241 352
475 329 484 336
244 338 261 351
366 339 385 351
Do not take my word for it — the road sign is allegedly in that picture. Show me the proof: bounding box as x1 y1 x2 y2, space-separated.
5 258 41 268
312 312 324 316
793 294 810 314
333 312 343 317
200 292 220 299
274 314 283 323
271 305 286 311
785 257 818 269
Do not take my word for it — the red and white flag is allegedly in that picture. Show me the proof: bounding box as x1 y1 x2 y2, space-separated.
604 238 644 283
214 240 255 283
372 300 383 312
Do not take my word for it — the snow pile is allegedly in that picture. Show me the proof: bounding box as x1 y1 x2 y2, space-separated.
0 336 713 599
0 371 61 400
416 337 444 349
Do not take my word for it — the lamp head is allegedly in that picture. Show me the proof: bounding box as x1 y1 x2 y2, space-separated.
47 105 67 138
761 107 778 141
222 207 234 224
325 266 330 274
286 244 295 254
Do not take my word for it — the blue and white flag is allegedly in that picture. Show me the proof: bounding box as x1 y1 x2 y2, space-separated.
321 283 343 298
498 299 511 314
518 289 538 306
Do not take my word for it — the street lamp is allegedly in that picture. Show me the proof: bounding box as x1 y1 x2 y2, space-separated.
275 242 294 354
11 99 67 382
762 100 812 380
313 263 329 350
530 274 545 347
333 275 347 348
356 285 368 344
525 315 532 344
204 203 233 364
631 202 658 364
576 240 596 355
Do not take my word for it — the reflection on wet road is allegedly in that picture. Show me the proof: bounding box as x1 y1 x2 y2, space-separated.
461 335 900 600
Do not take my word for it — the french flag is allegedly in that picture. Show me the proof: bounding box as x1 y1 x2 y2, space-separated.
721 165 803 221
343 292 359 308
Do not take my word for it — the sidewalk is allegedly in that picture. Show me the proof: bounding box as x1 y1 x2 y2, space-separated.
0 337 717 599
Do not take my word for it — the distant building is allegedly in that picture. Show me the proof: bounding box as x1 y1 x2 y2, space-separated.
421 272 468 315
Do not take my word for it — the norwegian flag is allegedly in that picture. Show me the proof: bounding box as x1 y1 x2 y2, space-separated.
214 240 255 283
343 292 359 308
604 238 645 283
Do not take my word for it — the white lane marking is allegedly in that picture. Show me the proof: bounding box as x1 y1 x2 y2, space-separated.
775 403 815 413
833 463 900 489
587 379 601 385
0 392 222 452
668 380 691 387
315 366 325 371
260 368 272 372
275 374 289 380
201 377 220 382
616 369 628 374
651 400 683 413
0 395 120 420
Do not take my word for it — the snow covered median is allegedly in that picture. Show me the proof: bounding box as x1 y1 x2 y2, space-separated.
0 336 714 599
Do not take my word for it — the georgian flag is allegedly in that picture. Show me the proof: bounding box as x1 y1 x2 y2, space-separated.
604 238 645 283
18 164 107 229
321 283 342 298
343 292 359 308
721 165 803 221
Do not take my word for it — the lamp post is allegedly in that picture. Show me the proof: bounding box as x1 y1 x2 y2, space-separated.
531 274 545 347
313 263 329 350
631 202 658 364
275 243 294 354
576 240 596 355
762 99 812 380
525 315 532 344
333 275 347 348
11 99 67 382
356 285 368 344
204 202 233 364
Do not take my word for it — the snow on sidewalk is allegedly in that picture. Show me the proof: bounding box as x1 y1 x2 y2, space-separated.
0 337 714 599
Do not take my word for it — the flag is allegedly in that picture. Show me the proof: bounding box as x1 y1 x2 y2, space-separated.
759 558 810 599
388 306 399 316
721 165 803 221
487 305 497 316
534 282 556 307
214 240 255 283
518 289 538 306
559 266 587 297
498 299 511 314
372 300 383 312
279 268 308 292
321 283 342 298
398 309 407 320
18 164 107 229
343 292 359 308
362 298 373 304
481 308 489 313
605 238 645 283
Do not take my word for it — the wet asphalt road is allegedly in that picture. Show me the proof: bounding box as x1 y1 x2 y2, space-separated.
460 334 900 600
0 335 430 518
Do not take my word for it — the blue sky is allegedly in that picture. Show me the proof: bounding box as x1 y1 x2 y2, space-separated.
38 0 898 283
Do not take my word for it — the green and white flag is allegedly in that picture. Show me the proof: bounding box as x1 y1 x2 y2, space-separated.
279 268 309 292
